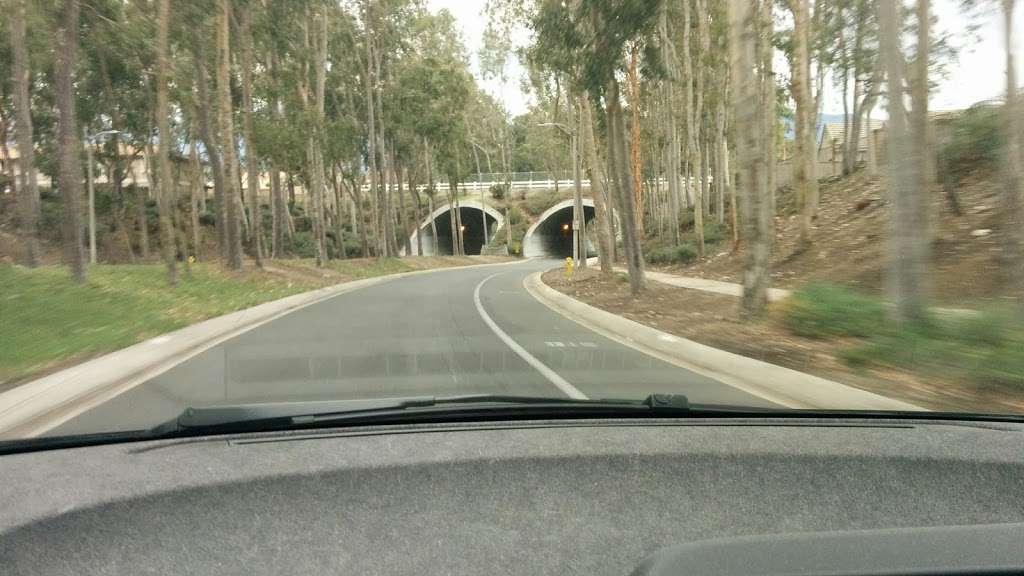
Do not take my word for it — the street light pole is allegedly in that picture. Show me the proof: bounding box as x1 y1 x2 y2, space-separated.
539 121 585 270
469 141 488 245
573 107 586 270
84 129 121 265
84 127 97 264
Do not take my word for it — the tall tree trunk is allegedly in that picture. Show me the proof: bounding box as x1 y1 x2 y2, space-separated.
428 193 439 255
155 0 178 285
410 169 424 256
606 77 645 293
189 138 203 260
660 5 682 247
193 49 227 258
761 0 777 225
56 0 85 281
397 161 412 255
851 61 883 177
715 100 727 224
1001 0 1024 299
331 166 347 259
238 7 263 268
0 107 15 202
791 0 814 248
312 7 329 263
363 9 385 258
217 0 243 270
270 167 284 258
730 0 773 315
879 0 930 321
844 3 868 175
10 0 40 267
581 94 614 274
627 44 644 237
133 173 150 259
683 0 706 257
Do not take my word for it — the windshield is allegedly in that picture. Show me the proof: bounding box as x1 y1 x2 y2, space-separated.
1 0 1022 442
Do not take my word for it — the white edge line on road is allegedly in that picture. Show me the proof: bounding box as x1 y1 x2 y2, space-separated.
473 273 589 400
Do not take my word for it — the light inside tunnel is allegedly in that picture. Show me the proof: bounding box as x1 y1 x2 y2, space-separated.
526 204 597 258
422 207 498 255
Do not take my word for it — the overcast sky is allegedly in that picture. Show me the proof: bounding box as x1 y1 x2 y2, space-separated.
427 0 1023 117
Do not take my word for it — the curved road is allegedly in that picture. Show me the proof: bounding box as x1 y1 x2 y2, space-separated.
53 260 772 435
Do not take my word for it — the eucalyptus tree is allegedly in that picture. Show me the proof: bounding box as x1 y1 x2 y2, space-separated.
8 0 41 266
55 0 86 281
532 0 662 292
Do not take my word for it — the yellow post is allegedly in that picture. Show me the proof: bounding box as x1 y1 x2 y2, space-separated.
565 256 574 278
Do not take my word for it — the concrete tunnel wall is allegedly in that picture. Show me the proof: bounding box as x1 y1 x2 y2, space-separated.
522 198 599 259
408 200 505 256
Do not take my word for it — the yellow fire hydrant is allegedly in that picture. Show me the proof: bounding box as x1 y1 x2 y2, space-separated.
565 257 574 278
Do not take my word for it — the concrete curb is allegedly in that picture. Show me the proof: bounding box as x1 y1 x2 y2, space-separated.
524 271 923 411
0 258 527 438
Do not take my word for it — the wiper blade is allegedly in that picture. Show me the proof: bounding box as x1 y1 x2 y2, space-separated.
168 393 692 432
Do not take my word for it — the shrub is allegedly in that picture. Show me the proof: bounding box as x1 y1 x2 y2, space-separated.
843 309 1024 389
293 215 313 233
198 212 217 227
783 282 888 339
646 242 698 265
506 205 525 226
284 231 317 258
703 221 727 245
489 183 507 200
938 104 1004 179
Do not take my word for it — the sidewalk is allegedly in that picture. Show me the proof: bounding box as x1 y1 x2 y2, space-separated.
584 258 791 302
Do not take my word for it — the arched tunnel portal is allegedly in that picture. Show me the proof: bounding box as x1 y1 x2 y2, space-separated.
408 201 504 256
522 199 598 259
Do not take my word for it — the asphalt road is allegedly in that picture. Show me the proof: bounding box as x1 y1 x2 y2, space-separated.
52 259 773 435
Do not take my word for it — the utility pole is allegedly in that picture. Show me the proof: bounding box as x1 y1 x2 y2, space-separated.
84 128 120 264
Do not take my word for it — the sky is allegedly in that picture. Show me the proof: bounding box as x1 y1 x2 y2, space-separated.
428 0 1023 117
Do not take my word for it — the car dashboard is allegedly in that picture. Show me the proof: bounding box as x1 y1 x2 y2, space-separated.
2 417 1023 575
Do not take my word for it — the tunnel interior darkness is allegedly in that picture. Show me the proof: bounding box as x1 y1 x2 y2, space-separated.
528 205 596 258
425 207 498 255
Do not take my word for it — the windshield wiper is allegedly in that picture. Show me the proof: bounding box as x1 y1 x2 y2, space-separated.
162 393 694 434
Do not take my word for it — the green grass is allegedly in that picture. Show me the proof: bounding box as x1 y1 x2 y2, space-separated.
0 263 321 385
842 310 1024 389
782 282 1024 389
783 283 888 339
321 258 415 279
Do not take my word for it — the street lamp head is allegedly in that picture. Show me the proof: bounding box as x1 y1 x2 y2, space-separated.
537 122 573 136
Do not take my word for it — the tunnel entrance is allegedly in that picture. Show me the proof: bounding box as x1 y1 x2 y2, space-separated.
522 200 598 259
410 202 502 256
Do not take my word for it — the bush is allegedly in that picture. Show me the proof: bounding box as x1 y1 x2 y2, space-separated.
198 211 217 227
703 221 727 245
506 205 525 226
489 183 507 200
646 242 698 265
938 104 1004 179
783 283 888 339
844 309 1024 389
293 215 313 233
284 231 317 258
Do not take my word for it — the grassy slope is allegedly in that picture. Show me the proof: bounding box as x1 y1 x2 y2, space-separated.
1 263 321 386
